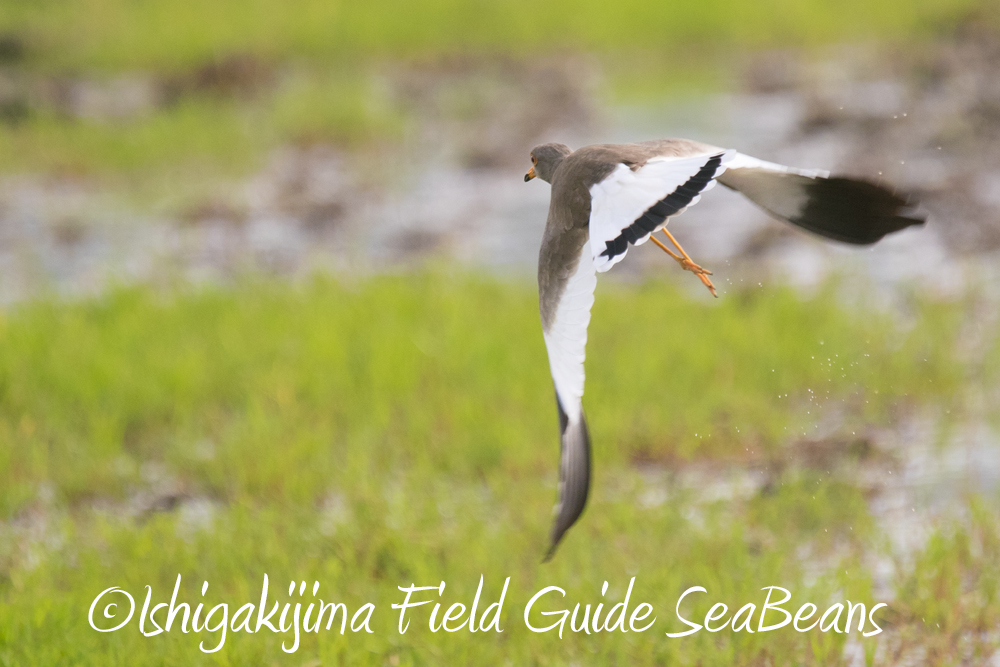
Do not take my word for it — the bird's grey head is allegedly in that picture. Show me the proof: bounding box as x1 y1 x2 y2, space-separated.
525 143 572 184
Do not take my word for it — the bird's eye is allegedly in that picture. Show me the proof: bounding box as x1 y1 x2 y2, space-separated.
531 155 537 165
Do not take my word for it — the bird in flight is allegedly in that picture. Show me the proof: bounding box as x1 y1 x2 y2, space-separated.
524 139 924 559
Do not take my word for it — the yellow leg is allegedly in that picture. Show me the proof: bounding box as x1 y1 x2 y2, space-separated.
649 230 718 298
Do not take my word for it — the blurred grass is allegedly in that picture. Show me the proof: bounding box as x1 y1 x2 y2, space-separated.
0 99 261 176
0 70 403 180
887 499 1000 662
0 273 996 664
3 0 994 71
0 274 971 516
0 0 997 180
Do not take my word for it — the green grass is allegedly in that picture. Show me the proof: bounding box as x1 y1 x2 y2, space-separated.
0 273 996 664
888 499 1000 663
0 69 403 181
0 275 971 515
4 0 994 72
0 100 261 177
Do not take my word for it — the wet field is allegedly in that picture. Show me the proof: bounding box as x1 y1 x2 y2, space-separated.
3 40 1000 300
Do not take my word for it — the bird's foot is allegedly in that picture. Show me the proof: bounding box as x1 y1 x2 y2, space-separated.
649 229 718 298
677 258 717 297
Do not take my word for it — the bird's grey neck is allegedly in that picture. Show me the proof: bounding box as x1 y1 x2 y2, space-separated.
539 156 567 183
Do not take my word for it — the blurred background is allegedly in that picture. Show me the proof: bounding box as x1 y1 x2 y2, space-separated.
1 1 1000 664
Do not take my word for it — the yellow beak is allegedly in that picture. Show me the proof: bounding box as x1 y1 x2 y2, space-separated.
524 166 536 182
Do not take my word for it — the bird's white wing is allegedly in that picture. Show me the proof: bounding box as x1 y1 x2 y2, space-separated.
542 240 598 426
589 149 736 272
539 238 596 558
723 152 829 178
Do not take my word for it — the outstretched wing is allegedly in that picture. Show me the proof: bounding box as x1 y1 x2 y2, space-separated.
589 149 736 272
717 153 924 244
542 238 597 426
538 232 597 559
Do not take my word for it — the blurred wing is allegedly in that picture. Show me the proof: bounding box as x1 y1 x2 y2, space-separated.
718 152 924 244
539 239 597 559
589 149 735 272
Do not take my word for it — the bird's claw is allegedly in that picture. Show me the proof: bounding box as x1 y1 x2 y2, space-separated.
678 258 712 276
649 229 719 298
677 257 719 299
676 255 718 298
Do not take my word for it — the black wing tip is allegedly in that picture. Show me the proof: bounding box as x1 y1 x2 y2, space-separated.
791 176 926 245
543 405 591 562
544 520 571 563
